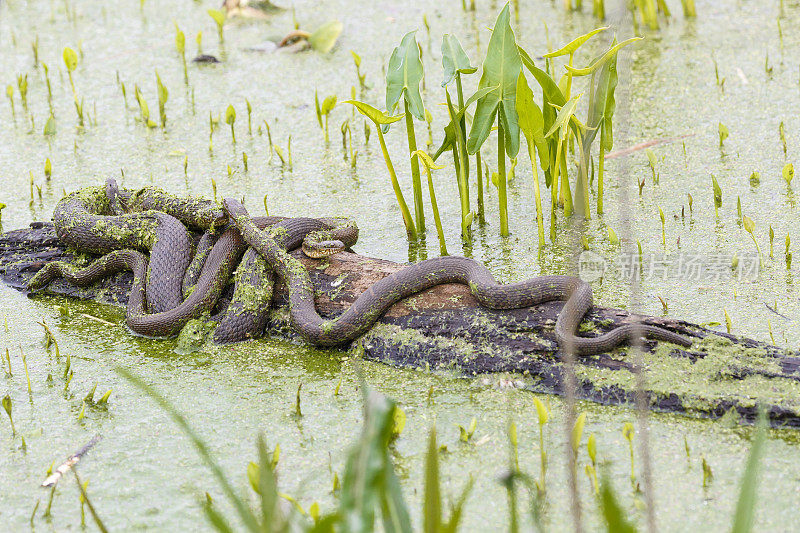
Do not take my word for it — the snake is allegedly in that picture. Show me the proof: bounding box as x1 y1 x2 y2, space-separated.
28 184 358 342
224 198 694 354
48 184 222 314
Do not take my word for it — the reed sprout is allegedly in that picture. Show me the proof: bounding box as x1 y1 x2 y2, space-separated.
208 9 225 43
63 47 84 126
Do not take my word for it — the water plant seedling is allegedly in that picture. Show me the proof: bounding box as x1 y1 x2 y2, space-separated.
533 397 548 492
2 394 14 435
225 105 236 144
718 122 729 147
63 47 84 126
208 9 226 43
175 25 188 83
622 422 635 485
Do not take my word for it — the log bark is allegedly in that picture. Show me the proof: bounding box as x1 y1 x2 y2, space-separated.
2 223 800 427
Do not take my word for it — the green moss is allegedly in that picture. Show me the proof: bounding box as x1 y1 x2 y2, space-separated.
574 334 800 416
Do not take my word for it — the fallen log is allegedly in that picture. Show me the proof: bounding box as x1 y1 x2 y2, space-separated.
2 223 800 427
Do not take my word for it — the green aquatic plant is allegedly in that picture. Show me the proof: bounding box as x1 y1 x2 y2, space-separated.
659 205 665 247
742 216 762 266
731 409 767 533
441 33 477 234
533 397 549 493
701 455 713 488
385 30 427 234
351 51 367 91
346 100 417 239
315 92 337 143
156 72 168 129
6 85 15 119
769 225 774 258
423 426 473 533
467 3 521 236
516 73 546 246
63 47 84 126
225 104 236 144
134 85 157 128
208 9 226 43
711 175 722 218
246 100 252 135
2 394 14 435
785 233 792 267
175 25 188 83
16 73 28 111
458 417 477 442
779 121 787 155
782 163 793 185
622 422 635 485
586 433 599 495
718 122 729 147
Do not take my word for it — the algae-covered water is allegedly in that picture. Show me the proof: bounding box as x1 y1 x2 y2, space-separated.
2 0 800 530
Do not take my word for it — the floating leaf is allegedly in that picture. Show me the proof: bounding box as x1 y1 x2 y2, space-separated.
385 31 425 120
309 20 343 54
441 34 476 87
467 4 522 157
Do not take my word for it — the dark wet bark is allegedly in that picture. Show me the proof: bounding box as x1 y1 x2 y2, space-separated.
2 223 799 427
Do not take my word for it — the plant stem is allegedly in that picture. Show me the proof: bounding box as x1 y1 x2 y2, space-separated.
527 144 545 247
576 134 591 219
497 111 509 236
423 165 448 255
476 151 485 223
597 146 605 214
455 73 469 185
377 128 418 240
404 99 425 233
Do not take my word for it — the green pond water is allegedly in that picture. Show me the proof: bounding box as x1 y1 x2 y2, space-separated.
2 0 800 530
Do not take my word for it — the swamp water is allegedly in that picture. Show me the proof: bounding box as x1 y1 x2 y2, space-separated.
1 0 800 530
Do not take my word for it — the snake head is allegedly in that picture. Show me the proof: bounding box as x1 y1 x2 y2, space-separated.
302 239 345 259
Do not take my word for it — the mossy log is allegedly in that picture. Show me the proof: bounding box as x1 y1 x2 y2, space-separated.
3 223 800 427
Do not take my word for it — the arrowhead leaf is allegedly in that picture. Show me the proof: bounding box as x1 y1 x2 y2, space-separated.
441 34 476 87
385 31 425 121
466 3 521 157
